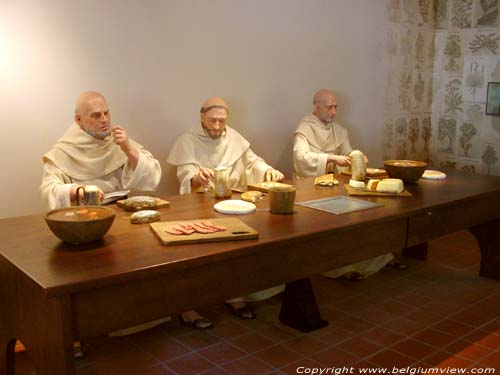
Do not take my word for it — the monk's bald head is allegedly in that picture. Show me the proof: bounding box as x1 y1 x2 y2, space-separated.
74 91 111 139
75 91 107 115
200 96 229 115
313 89 338 124
200 96 228 139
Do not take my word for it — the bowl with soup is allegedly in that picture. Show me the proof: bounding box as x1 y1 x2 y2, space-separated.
384 160 427 183
45 206 116 244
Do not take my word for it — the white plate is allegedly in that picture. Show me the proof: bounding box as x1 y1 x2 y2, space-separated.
422 170 447 180
213 199 256 214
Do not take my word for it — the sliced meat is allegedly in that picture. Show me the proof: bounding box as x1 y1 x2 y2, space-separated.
200 221 226 232
164 226 184 235
191 222 216 234
194 221 216 231
211 225 226 231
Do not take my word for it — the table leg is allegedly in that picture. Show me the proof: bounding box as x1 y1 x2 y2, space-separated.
0 337 16 375
470 220 500 281
279 278 328 333
402 243 428 260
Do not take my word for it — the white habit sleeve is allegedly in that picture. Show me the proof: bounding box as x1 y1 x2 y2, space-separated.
293 133 329 177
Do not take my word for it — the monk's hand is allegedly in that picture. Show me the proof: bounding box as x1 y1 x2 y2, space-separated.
112 126 139 169
265 168 284 182
328 155 351 167
192 168 213 188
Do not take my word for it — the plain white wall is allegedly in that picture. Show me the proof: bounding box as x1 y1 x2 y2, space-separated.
0 0 386 218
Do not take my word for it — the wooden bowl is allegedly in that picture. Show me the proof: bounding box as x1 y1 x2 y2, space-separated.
45 206 116 244
383 160 427 183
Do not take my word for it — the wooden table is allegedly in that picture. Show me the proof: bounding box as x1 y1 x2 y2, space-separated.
1 172 500 375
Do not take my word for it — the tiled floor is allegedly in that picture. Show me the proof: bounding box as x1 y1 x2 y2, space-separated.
14 230 500 375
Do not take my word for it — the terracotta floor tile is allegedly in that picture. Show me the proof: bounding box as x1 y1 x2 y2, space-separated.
395 293 433 308
128 364 176 375
466 332 500 350
198 342 246 365
336 337 383 358
230 332 277 354
332 316 374 333
431 319 476 338
412 328 457 348
443 339 493 361
422 350 456 367
209 320 252 340
362 326 406 346
480 351 500 370
390 339 437 360
354 307 398 325
141 337 191 362
257 324 300 342
310 347 360 367
377 299 417 316
315 326 357 346
254 344 304 368
165 353 215 375
382 317 424 336
96 348 158 375
433 355 474 369
282 335 328 356
281 358 323 375
175 331 221 351
368 349 416 368
221 355 275 375
481 318 500 334
198 367 231 375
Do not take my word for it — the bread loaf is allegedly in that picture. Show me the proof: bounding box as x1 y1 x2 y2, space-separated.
375 178 404 194
349 179 366 189
130 210 161 224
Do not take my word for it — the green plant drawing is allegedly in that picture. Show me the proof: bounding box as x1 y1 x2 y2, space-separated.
482 145 498 174
413 73 425 108
419 0 431 24
460 165 476 173
415 32 425 69
400 29 412 66
459 122 477 157
440 160 457 169
465 61 485 100
399 72 412 111
466 104 484 123
387 0 400 22
451 0 472 28
397 140 408 159
436 0 448 28
477 0 499 26
383 123 394 160
396 117 408 138
445 79 463 114
444 34 461 72
408 118 420 153
469 33 500 54
427 77 434 111
422 117 432 152
403 0 416 22
438 117 457 152
386 30 398 63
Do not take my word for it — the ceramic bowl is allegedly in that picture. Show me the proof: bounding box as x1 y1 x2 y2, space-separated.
383 160 427 183
45 206 115 244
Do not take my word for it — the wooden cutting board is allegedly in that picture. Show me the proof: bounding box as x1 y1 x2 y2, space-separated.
344 184 412 197
150 218 258 245
247 182 294 193
116 197 170 211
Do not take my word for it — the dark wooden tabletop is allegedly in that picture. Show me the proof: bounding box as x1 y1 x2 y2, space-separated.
1 171 500 297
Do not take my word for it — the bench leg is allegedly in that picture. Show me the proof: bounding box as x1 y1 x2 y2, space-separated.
279 278 328 332
0 337 16 375
402 243 428 260
470 220 500 281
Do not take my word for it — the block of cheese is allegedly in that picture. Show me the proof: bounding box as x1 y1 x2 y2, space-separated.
349 179 366 189
366 179 380 190
375 178 404 194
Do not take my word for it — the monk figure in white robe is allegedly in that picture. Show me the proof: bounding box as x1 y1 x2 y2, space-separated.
40 91 161 210
168 96 285 327
293 89 406 280
40 92 164 354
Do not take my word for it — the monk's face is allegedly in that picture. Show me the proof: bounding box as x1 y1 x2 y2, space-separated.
75 96 111 140
314 94 337 124
201 107 228 139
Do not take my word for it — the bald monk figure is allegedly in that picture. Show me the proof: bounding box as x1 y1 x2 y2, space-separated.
293 89 405 280
168 97 285 327
40 91 161 210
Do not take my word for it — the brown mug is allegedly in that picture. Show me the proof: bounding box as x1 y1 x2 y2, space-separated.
269 185 296 214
